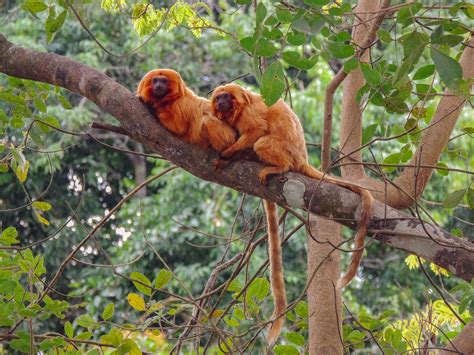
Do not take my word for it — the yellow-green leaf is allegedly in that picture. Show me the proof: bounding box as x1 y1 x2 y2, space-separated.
127 293 145 311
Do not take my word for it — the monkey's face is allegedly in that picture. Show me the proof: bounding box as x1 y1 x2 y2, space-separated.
214 92 233 113
151 76 169 99
137 69 185 106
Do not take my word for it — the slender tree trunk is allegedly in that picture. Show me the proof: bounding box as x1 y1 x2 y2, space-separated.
308 1 381 353
307 217 342 354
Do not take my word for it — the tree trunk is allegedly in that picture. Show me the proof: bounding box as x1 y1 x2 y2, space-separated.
307 216 342 355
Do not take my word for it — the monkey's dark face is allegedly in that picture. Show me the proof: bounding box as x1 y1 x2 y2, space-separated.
214 92 233 113
151 76 169 99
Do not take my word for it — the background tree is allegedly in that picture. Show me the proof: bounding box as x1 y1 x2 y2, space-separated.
0 0 473 354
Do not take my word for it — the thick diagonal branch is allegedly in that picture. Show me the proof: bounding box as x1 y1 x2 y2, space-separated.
0 34 472 280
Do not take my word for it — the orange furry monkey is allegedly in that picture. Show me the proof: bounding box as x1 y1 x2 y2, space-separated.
211 84 374 342
137 69 236 152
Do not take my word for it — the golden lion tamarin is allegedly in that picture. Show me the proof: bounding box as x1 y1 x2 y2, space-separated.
137 69 236 152
211 84 374 343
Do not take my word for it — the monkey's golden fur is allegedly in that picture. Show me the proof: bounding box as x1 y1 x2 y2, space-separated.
211 84 374 343
137 69 236 152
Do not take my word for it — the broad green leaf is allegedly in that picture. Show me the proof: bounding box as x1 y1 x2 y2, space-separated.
236 0 252 4
397 2 422 25
22 0 48 13
276 8 292 23
102 303 115 320
274 344 300 355
246 277 269 301
0 163 8 173
227 279 243 292
240 36 256 52
154 269 173 289
285 331 305 346
436 162 449 176
255 38 277 57
64 321 73 338
76 314 96 328
127 293 146 311
383 97 409 114
443 189 467 208
377 29 392 43
287 31 306 45
2 226 18 240
101 327 123 346
130 271 152 296
383 153 401 173
360 63 381 85
343 57 359 73
327 42 354 59
413 64 435 80
430 47 463 91
295 301 308 318
256 3 267 25
362 124 378 144
392 32 428 85
260 61 285 106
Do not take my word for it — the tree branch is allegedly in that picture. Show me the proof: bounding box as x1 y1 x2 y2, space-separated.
0 34 472 280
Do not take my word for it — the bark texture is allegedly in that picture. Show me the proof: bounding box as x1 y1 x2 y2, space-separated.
0 35 472 281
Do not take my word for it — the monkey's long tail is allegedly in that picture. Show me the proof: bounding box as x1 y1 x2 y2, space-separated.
301 164 374 289
263 200 287 346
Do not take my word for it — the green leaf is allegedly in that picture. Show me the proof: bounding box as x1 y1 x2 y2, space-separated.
327 42 354 59
256 3 267 25
58 95 73 109
260 61 285 106
236 0 252 4
64 321 74 338
32 201 52 211
274 344 300 355
436 162 449 176
343 57 359 73
2 226 18 240
392 32 428 85
240 36 256 52
154 269 173 289
0 163 8 173
246 277 269 301
276 8 292 23
22 0 48 13
130 271 152 296
295 301 308 318
255 38 277 57
397 2 422 25
377 29 392 43
287 31 306 45
127 293 146 311
102 303 115 320
285 331 305 346
362 124 378 145
443 189 467 208
383 97 409 114
360 63 381 85
383 153 401 173
413 64 435 80
227 279 242 292
76 314 96 328
430 47 463 91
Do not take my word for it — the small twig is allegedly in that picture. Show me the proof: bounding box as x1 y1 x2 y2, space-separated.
91 121 128 135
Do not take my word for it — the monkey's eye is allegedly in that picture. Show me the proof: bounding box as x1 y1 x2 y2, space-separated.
152 77 159 84
219 93 231 100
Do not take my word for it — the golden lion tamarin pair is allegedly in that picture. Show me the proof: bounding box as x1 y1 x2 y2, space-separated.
137 69 373 345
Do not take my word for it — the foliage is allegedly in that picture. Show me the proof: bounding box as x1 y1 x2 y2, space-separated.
0 0 473 353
